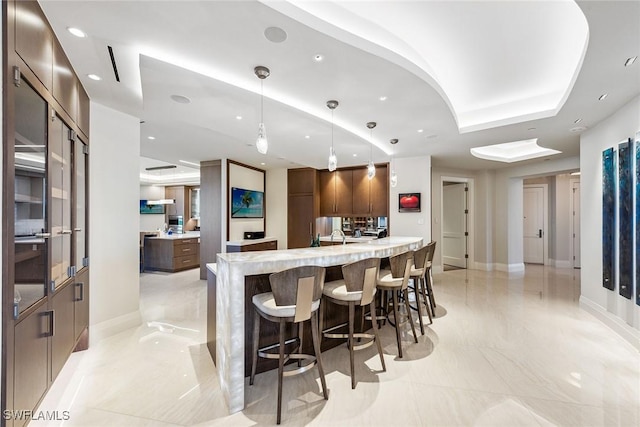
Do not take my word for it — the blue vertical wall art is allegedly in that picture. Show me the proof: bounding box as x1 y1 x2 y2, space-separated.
636 133 640 306
618 140 632 299
602 147 616 291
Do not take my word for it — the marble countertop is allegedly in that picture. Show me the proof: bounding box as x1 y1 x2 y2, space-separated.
318 235 377 243
145 231 200 241
226 237 277 246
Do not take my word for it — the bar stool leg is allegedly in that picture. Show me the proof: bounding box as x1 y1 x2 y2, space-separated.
420 277 433 324
277 320 286 424
348 302 356 389
391 289 403 358
403 288 419 343
369 300 386 371
413 278 425 335
427 270 436 313
298 322 304 367
311 311 328 399
250 311 260 385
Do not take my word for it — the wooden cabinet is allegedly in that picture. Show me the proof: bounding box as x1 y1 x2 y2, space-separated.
319 169 353 216
144 237 200 272
227 239 277 253
14 0 53 90
52 41 78 121
352 165 388 216
287 168 319 249
51 282 76 381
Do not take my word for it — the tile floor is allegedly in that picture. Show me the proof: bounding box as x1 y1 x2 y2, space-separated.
33 266 639 426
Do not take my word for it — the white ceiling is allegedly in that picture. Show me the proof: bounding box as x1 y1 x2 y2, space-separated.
39 0 640 181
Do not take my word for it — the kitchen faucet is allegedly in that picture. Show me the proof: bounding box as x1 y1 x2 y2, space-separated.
330 229 346 245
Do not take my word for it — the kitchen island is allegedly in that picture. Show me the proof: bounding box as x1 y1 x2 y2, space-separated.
144 231 200 272
207 236 422 413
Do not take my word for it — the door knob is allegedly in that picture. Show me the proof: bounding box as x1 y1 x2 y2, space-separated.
538 229 542 238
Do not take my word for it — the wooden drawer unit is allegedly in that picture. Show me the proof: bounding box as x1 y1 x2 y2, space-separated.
144 237 200 272
227 239 277 253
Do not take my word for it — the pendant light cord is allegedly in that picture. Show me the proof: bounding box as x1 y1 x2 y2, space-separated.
260 79 264 123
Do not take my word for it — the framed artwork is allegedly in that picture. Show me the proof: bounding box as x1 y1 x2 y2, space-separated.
636 133 640 306
139 200 164 215
618 139 632 299
398 193 421 212
231 187 264 218
602 147 616 291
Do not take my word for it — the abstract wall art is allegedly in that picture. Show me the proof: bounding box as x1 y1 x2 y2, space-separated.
602 147 616 291
618 140 632 299
636 133 640 306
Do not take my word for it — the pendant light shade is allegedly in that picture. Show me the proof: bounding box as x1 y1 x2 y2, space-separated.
327 100 339 171
390 138 398 187
366 121 376 180
254 66 270 154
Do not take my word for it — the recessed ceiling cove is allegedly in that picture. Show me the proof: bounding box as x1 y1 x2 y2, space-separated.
262 0 589 133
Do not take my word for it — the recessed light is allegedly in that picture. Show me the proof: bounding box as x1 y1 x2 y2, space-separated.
147 136 155 140
574 118 582 124
314 54 324 62
87 74 101 81
304 135 310 139
379 96 387 101
170 94 191 104
353 154 357 157
260 162 266 166
598 93 608 101
624 56 637 67
417 129 424 133
236 115 242 120
67 27 86 38
264 27 287 43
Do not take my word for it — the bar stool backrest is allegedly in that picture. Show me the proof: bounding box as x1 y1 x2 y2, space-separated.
388 251 414 290
413 245 430 276
269 265 326 323
342 257 380 306
426 241 437 263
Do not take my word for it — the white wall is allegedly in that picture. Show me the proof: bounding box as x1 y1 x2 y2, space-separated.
389 156 431 245
580 95 639 342
89 102 141 342
266 168 287 249
140 185 165 231
228 162 264 241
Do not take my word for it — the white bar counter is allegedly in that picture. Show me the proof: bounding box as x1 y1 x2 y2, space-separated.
209 236 423 413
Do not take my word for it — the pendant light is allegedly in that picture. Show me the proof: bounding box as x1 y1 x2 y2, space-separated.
366 122 376 180
327 100 339 171
390 138 398 187
254 66 270 154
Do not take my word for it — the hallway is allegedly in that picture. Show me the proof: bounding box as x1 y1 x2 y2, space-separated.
33 266 639 426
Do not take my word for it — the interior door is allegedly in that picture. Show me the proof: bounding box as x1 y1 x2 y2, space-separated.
523 186 544 264
572 181 581 268
442 183 467 268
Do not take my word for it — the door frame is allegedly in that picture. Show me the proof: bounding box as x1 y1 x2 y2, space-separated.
523 184 549 266
440 176 474 270
569 177 580 268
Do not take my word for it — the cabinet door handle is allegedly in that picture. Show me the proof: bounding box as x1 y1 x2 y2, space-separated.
76 282 84 301
74 228 82 232
35 232 51 238
46 310 55 337
59 230 73 235
182 248 191 252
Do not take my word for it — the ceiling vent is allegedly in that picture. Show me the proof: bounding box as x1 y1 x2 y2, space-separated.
145 165 176 171
107 45 120 82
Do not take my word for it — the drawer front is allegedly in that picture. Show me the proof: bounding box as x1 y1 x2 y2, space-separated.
175 243 199 256
174 238 198 246
173 253 199 270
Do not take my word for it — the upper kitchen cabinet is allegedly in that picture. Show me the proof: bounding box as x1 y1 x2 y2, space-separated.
14 0 53 90
287 168 319 249
319 169 353 217
352 164 388 216
77 84 90 138
53 41 79 121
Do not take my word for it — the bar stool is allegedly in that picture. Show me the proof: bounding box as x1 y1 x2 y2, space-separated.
409 244 433 334
249 265 328 424
422 241 437 315
376 251 418 358
321 257 386 389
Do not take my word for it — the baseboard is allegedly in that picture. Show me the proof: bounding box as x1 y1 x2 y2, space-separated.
473 262 494 271
495 263 525 273
579 296 640 352
90 310 142 346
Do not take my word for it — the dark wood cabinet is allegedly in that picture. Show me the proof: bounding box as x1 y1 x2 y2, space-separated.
352 165 388 216
144 237 200 272
52 41 78 121
287 169 319 249
51 281 76 381
14 0 53 90
319 169 353 216
74 268 90 343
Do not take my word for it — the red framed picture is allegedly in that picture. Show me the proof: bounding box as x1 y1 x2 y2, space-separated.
398 193 421 212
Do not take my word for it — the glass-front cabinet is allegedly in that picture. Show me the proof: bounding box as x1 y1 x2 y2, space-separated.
13 80 48 315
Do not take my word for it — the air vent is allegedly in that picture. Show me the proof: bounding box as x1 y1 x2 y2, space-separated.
107 46 120 82
145 165 176 171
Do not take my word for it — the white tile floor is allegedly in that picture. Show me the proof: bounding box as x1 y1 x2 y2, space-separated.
33 266 639 426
